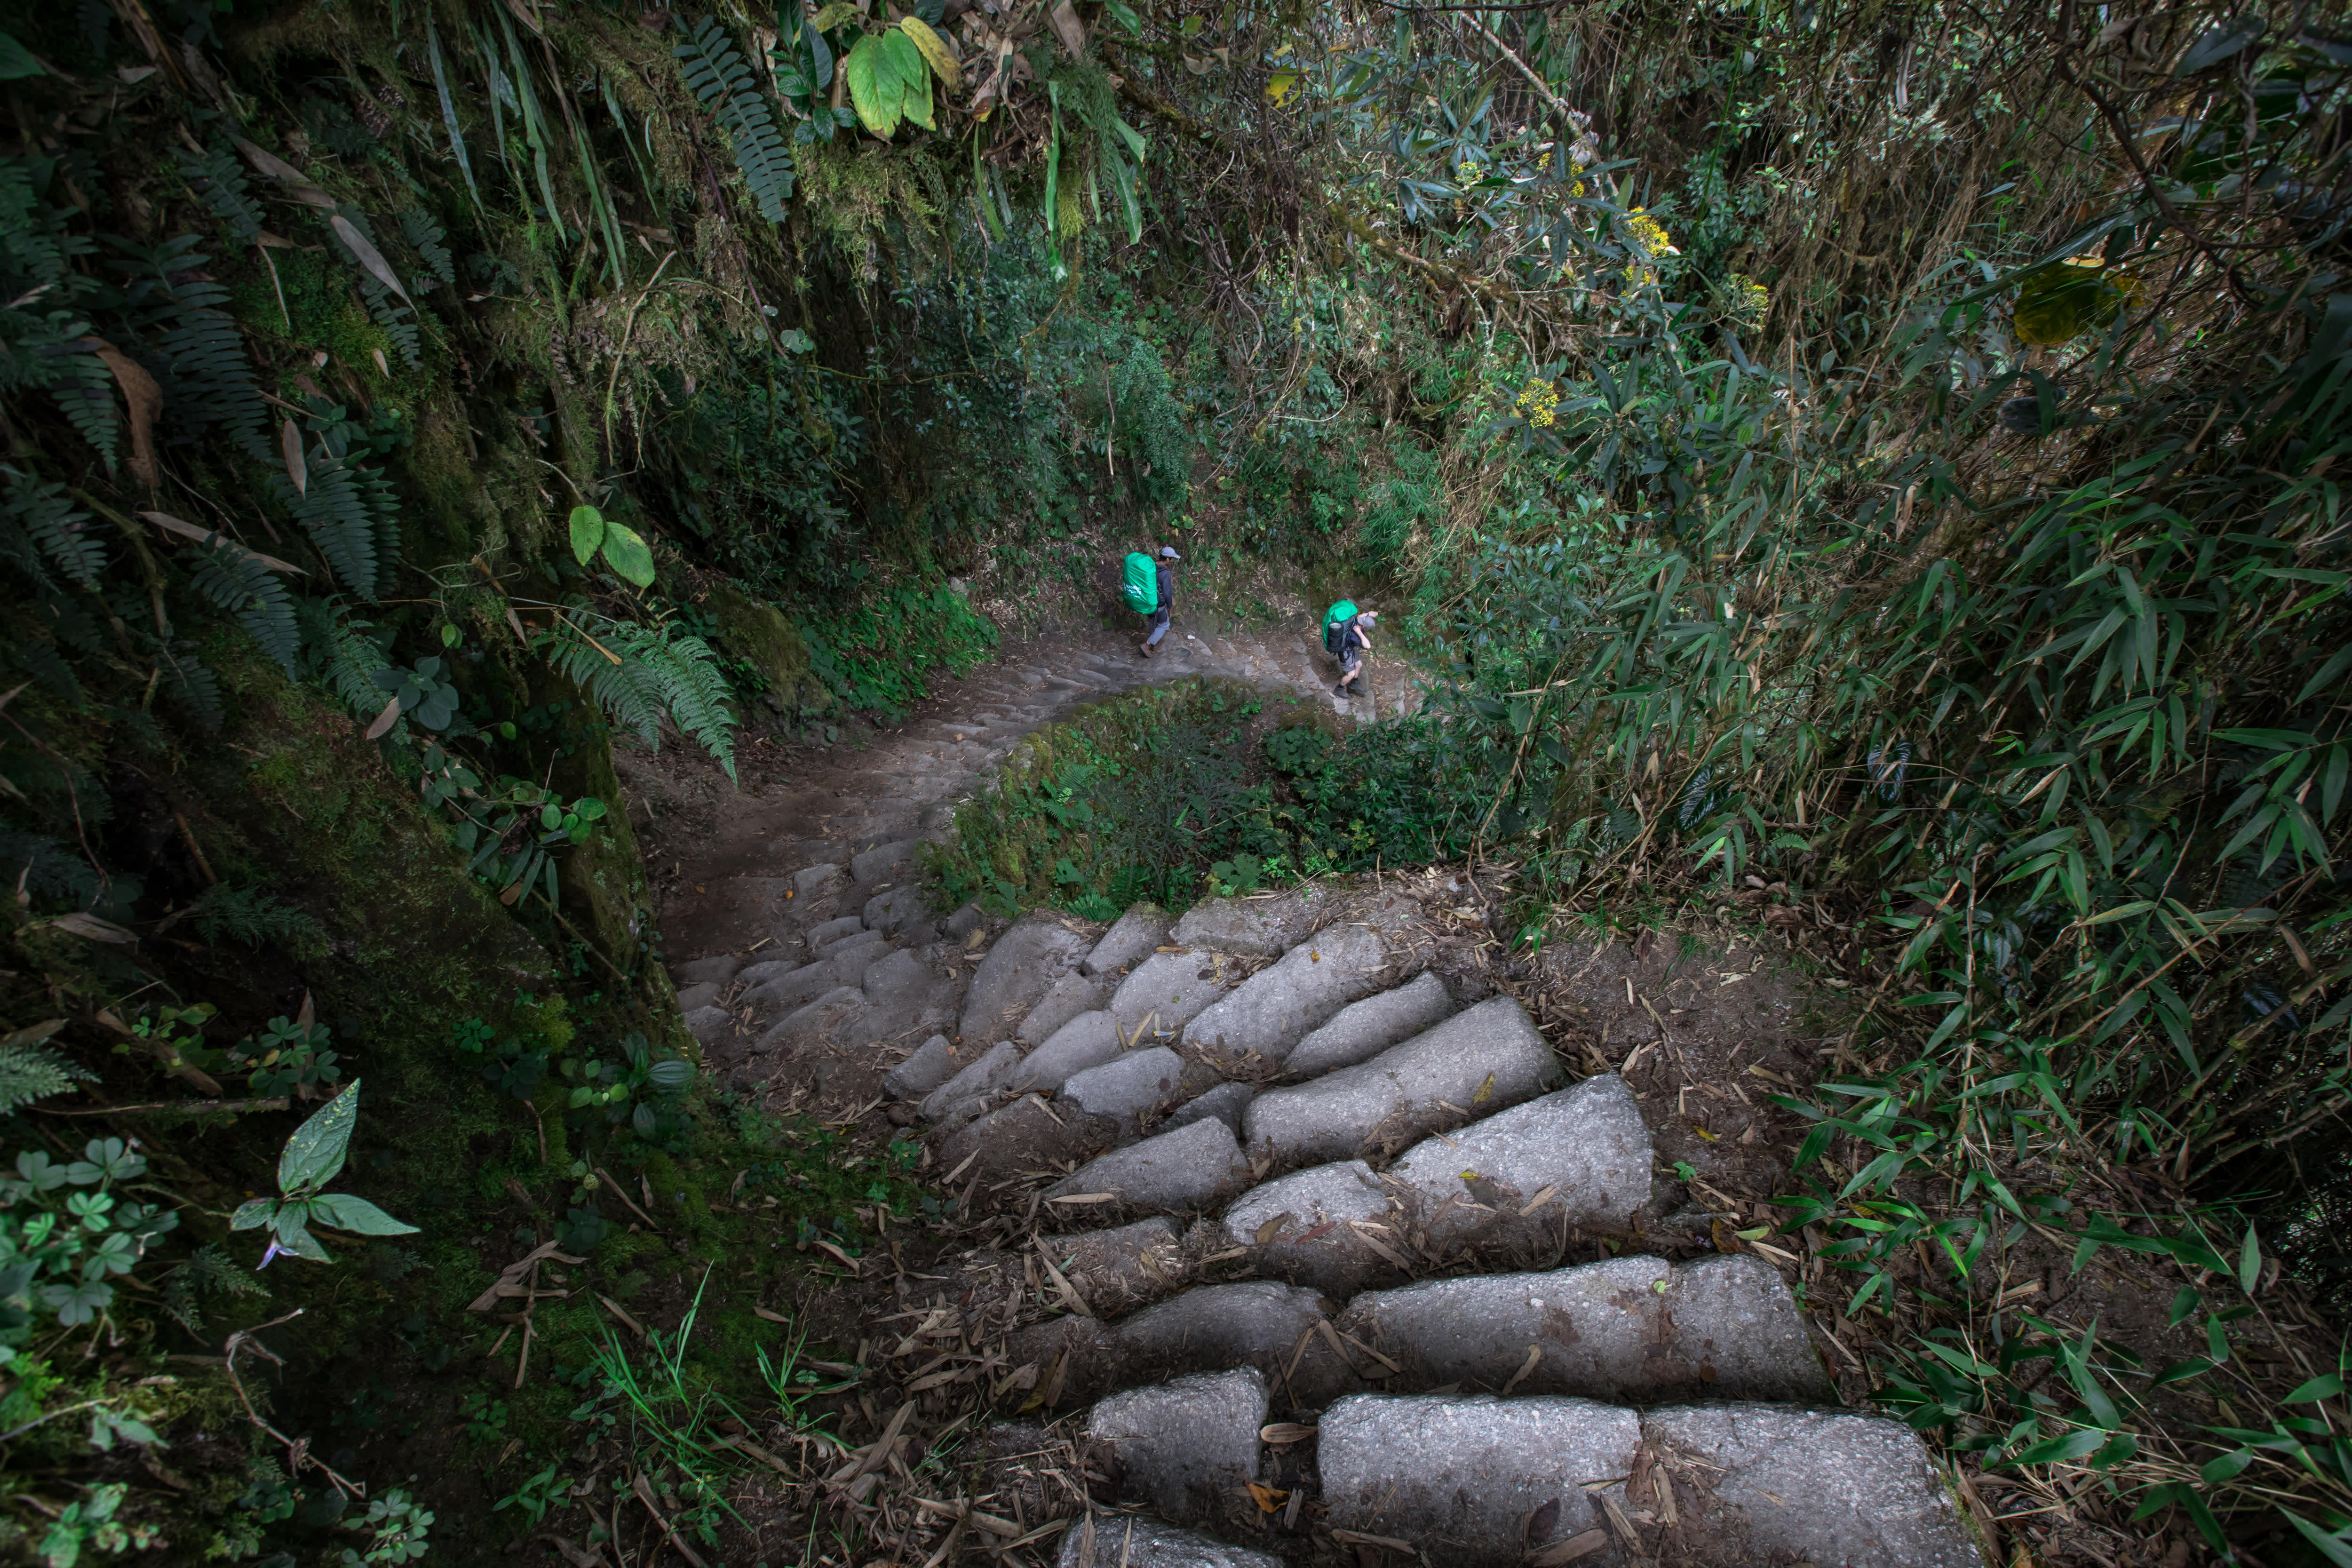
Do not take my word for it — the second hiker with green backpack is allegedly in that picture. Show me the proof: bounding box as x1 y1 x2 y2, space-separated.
1122 546 1180 657
1324 600 1378 698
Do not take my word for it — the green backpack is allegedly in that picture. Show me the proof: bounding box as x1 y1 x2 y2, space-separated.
1121 552 1160 614
1322 599 1359 653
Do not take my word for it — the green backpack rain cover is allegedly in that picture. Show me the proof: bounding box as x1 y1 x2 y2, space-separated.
1121 552 1160 614
1322 599 1359 653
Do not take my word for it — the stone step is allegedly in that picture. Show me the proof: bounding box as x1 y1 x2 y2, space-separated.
1241 995 1561 1166
1179 921 1389 1071
1054 1515 1278 1568
1284 969 1456 1076
1318 1394 1979 1568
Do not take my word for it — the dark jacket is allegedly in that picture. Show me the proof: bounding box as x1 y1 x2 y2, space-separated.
1154 563 1174 612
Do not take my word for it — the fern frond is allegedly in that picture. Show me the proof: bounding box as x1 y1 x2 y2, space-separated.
9 638 81 706
157 636 223 731
188 534 300 677
297 597 393 716
1 466 105 589
105 235 271 461
0 1040 97 1115
361 277 424 371
271 456 389 599
549 612 739 780
398 206 456 290
676 16 795 223
174 140 264 242
183 881 327 955
33 323 120 472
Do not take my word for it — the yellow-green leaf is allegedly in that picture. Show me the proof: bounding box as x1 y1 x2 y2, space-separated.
882 29 931 128
1265 70 1300 105
898 16 960 88
843 33 902 138
809 1 862 31
568 504 605 565
598 521 657 587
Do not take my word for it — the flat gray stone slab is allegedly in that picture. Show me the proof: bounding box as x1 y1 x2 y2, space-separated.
1019 969 1113 1048
1083 903 1171 977
1163 1080 1255 1135
850 838 921 883
793 863 845 899
883 1035 956 1098
1389 1073 1651 1248
1642 1404 1980 1567
1108 949 1240 1041
825 936 888 991
1059 1046 1185 1135
806 915 866 952
1242 996 1560 1165
1046 1115 1250 1214
682 1004 735 1049
752 986 863 1057
863 884 929 936
1222 1160 1398 1297
1088 1367 1266 1523
1169 889 1325 956
673 980 721 1014
1054 1516 1283 1568
1181 922 1387 1068
857 949 949 1038
1335 1254 1831 1405
736 956 812 991
1111 1281 1356 1408
943 902 984 939
671 955 741 987
963 915 1093 1044
922 1038 1022 1120
1285 971 1455 1077
1319 1393 1638 1564
1011 1010 1124 1096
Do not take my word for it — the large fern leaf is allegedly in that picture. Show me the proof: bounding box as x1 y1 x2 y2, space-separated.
174 140 264 242
270 455 393 599
0 1039 97 1115
156 637 224 731
187 534 300 677
296 597 393 717
549 612 739 780
1 467 106 589
398 206 456 290
676 16 795 223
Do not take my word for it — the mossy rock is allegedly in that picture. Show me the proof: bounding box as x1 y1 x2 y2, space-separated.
701 579 828 713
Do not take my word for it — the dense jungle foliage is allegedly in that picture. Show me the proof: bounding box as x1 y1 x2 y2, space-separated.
0 0 2346 1561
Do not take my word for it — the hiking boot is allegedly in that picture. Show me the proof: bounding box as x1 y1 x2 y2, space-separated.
1138 641 1155 658
1333 683 1350 697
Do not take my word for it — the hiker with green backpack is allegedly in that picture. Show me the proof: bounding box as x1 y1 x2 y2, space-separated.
1323 600 1378 697
1122 546 1180 657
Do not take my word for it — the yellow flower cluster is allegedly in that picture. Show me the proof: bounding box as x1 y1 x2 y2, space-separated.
1514 377 1561 428
1729 272 1769 327
1625 208 1677 257
1456 159 1479 185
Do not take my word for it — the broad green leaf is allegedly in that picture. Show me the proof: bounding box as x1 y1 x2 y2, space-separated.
2238 1224 2261 1292
844 34 903 138
230 1198 276 1231
0 31 44 80
809 1 861 31
309 1193 421 1236
882 30 932 128
278 1081 361 1195
2283 1511 2352 1568
598 521 657 587
270 1210 333 1263
897 16 960 88
2282 1371 2346 1402
568 504 605 565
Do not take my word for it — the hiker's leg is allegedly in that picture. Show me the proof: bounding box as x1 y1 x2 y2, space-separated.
1144 608 1170 647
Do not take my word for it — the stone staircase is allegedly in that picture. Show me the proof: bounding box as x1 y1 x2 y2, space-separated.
675 881 1982 1567
906 896 1980 1567
655 627 1982 1567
